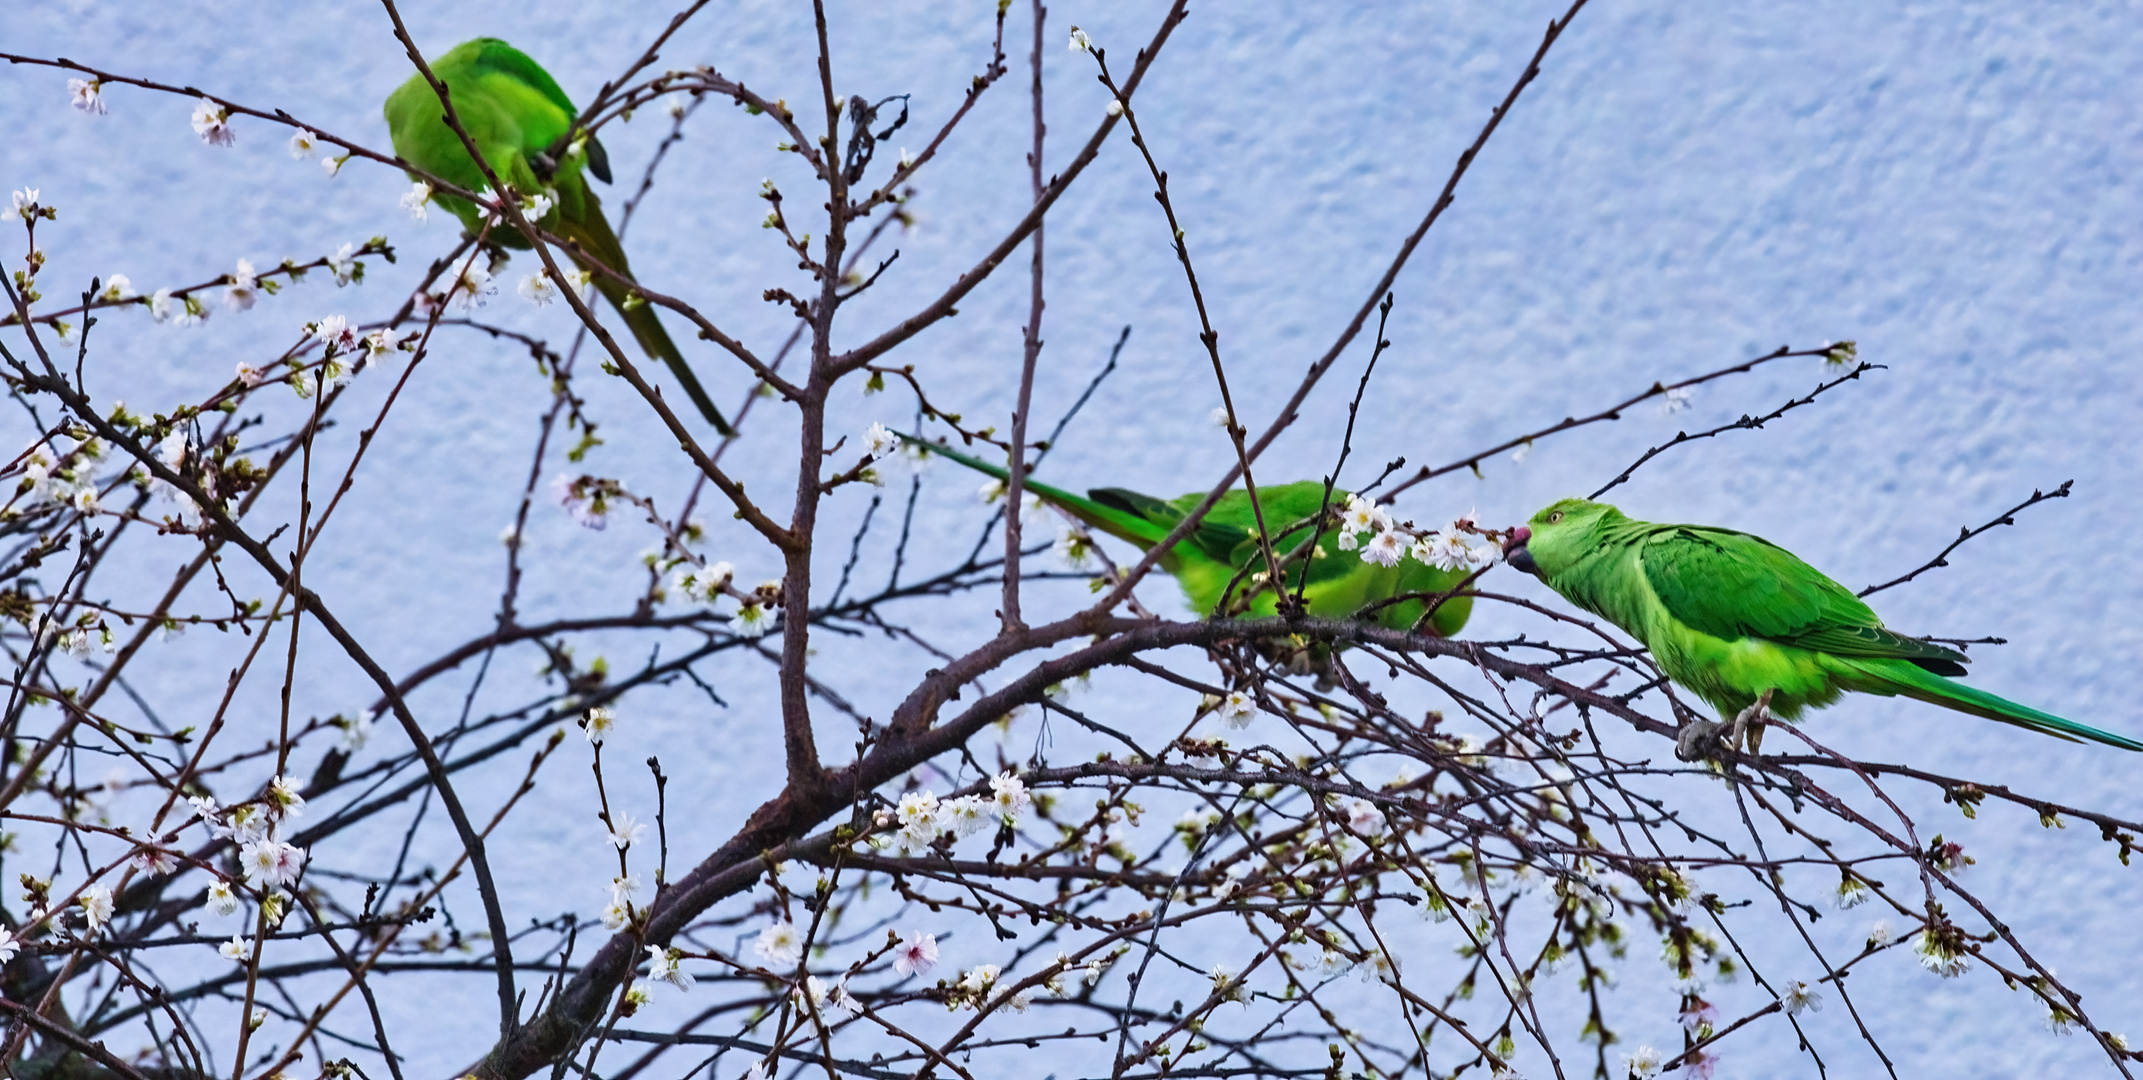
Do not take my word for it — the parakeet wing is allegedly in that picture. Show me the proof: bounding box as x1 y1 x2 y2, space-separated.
467 39 612 182
466 38 578 117
1091 488 1244 565
1638 526 1967 667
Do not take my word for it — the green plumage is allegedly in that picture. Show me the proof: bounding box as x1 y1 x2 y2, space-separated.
384 38 731 433
1510 498 2141 751
909 438 1473 636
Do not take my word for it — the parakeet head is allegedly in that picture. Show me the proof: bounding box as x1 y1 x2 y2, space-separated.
1505 498 1622 578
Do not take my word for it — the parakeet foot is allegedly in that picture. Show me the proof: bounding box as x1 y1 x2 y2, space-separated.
1726 689 1775 755
1675 718 1724 762
1676 690 1775 761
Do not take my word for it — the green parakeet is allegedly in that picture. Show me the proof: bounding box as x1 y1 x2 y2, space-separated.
909 437 1476 637
1504 498 2142 754
384 38 732 434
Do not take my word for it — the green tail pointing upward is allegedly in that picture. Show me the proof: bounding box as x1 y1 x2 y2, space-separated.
1506 497 2141 752
384 37 731 434
907 436 1476 638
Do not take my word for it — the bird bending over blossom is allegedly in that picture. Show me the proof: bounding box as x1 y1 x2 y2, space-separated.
907 436 1479 638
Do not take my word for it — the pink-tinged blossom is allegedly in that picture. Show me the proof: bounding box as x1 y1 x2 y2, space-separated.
130 847 178 877
1678 995 1718 1033
892 930 938 977
190 98 233 146
239 838 306 889
1361 528 1406 567
1344 798 1386 836
313 315 360 356
551 474 611 530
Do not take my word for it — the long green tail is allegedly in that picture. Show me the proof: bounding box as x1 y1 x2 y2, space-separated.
559 194 733 435
902 436 1171 550
1858 659 2143 751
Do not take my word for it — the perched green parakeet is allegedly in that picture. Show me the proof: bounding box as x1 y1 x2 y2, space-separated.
384 38 732 434
909 438 1477 637
1505 498 2142 754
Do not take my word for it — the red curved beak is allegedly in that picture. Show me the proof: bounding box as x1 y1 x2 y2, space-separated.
1503 525 1538 575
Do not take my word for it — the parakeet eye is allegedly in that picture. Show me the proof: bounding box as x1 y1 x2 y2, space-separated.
1548 511 1564 523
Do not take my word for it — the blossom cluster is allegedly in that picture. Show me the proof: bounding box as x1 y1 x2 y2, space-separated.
9 876 115 947
1334 494 1496 572
871 773 1033 855
124 428 216 529
12 435 109 518
942 946 1114 1014
667 558 780 639
189 776 310 893
517 265 592 306
261 314 402 395
600 871 642 931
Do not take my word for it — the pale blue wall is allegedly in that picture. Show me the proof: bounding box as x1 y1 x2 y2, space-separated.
7 2 2141 1075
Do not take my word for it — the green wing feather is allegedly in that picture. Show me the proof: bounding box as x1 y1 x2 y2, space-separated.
384 39 730 433
1612 516 2138 750
1639 526 1967 670
1090 488 1242 558
1841 657 2143 751
901 438 1176 550
465 38 577 118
